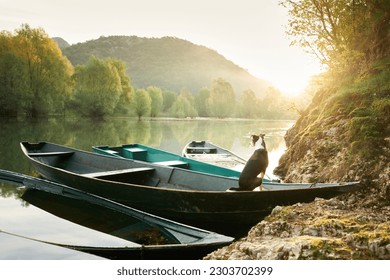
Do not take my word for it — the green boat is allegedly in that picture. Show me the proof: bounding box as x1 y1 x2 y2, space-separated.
92 144 244 179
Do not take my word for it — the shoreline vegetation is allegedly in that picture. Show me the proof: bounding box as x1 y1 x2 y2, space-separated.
0 24 306 121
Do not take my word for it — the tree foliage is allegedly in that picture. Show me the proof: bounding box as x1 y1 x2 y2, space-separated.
147 86 163 117
73 56 126 117
0 35 28 117
161 90 177 112
281 0 390 71
169 89 198 118
239 89 258 118
0 24 73 117
194 88 211 117
208 78 236 118
132 88 151 120
111 59 134 115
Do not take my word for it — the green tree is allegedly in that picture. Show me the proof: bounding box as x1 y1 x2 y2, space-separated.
208 78 236 118
169 89 198 118
0 32 28 117
73 56 122 117
194 88 210 117
147 86 163 117
280 0 390 71
161 90 177 112
16 24 73 116
132 88 151 120
0 24 73 117
238 89 259 119
110 59 133 115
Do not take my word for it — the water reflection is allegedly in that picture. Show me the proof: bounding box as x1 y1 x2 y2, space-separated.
0 118 294 196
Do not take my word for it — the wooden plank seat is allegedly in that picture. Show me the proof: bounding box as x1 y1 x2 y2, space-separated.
28 151 75 157
83 167 155 178
123 147 147 161
186 147 217 154
154 160 189 168
103 149 119 155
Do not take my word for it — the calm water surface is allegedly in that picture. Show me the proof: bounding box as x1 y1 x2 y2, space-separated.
0 118 294 259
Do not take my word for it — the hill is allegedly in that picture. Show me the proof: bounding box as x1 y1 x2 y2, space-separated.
62 36 270 95
52 37 70 49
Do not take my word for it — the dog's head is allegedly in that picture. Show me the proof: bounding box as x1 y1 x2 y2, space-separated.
250 133 266 149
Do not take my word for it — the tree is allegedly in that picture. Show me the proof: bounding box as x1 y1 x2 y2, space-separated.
147 86 163 117
161 90 177 112
280 0 390 71
110 59 133 115
132 88 151 120
239 89 258 118
208 78 236 118
0 32 28 117
73 56 122 117
169 89 198 118
0 24 73 117
194 88 210 117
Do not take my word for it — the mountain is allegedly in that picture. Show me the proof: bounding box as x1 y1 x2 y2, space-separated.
52 37 70 49
62 36 270 95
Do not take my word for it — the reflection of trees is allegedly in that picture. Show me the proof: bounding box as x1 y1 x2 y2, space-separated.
0 182 28 202
125 121 152 144
168 121 200 148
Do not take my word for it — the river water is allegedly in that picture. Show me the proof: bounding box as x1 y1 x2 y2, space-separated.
0 118 294 259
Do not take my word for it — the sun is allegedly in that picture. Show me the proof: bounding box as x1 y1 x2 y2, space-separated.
271 75 311 97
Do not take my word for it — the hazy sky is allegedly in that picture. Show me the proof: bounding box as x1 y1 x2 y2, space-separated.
0 0 323 95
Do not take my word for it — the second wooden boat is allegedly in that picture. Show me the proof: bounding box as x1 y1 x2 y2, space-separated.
182 140 247 171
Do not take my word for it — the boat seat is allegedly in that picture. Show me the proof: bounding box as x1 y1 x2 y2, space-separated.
83 167 155 178
122 147 147 161
186 147 217 154
28 151 75 157
154 160 189 168
104 149 119 156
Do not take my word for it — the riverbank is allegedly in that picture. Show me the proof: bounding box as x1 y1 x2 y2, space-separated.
205 60 390 260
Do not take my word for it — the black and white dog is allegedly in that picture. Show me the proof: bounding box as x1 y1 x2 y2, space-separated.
238 133 269 191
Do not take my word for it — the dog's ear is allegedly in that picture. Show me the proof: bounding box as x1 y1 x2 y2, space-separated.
249 135 257 147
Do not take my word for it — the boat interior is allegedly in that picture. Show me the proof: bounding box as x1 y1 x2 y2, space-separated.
23 142 238 192
95 145 190 169
185 141 218 154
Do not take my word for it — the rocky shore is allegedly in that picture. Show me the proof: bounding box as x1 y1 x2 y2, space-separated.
205 196 390 260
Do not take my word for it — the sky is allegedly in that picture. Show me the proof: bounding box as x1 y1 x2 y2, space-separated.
0 0 323 96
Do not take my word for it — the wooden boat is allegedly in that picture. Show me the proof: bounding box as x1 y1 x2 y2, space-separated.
20 142 361 237
182 140 248 171
93 144 241 178
0 169 234 260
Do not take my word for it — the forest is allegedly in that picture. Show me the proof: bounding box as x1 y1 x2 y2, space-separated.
0 25 302 120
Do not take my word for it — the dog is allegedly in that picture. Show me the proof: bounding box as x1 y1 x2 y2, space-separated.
238 133 268 191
